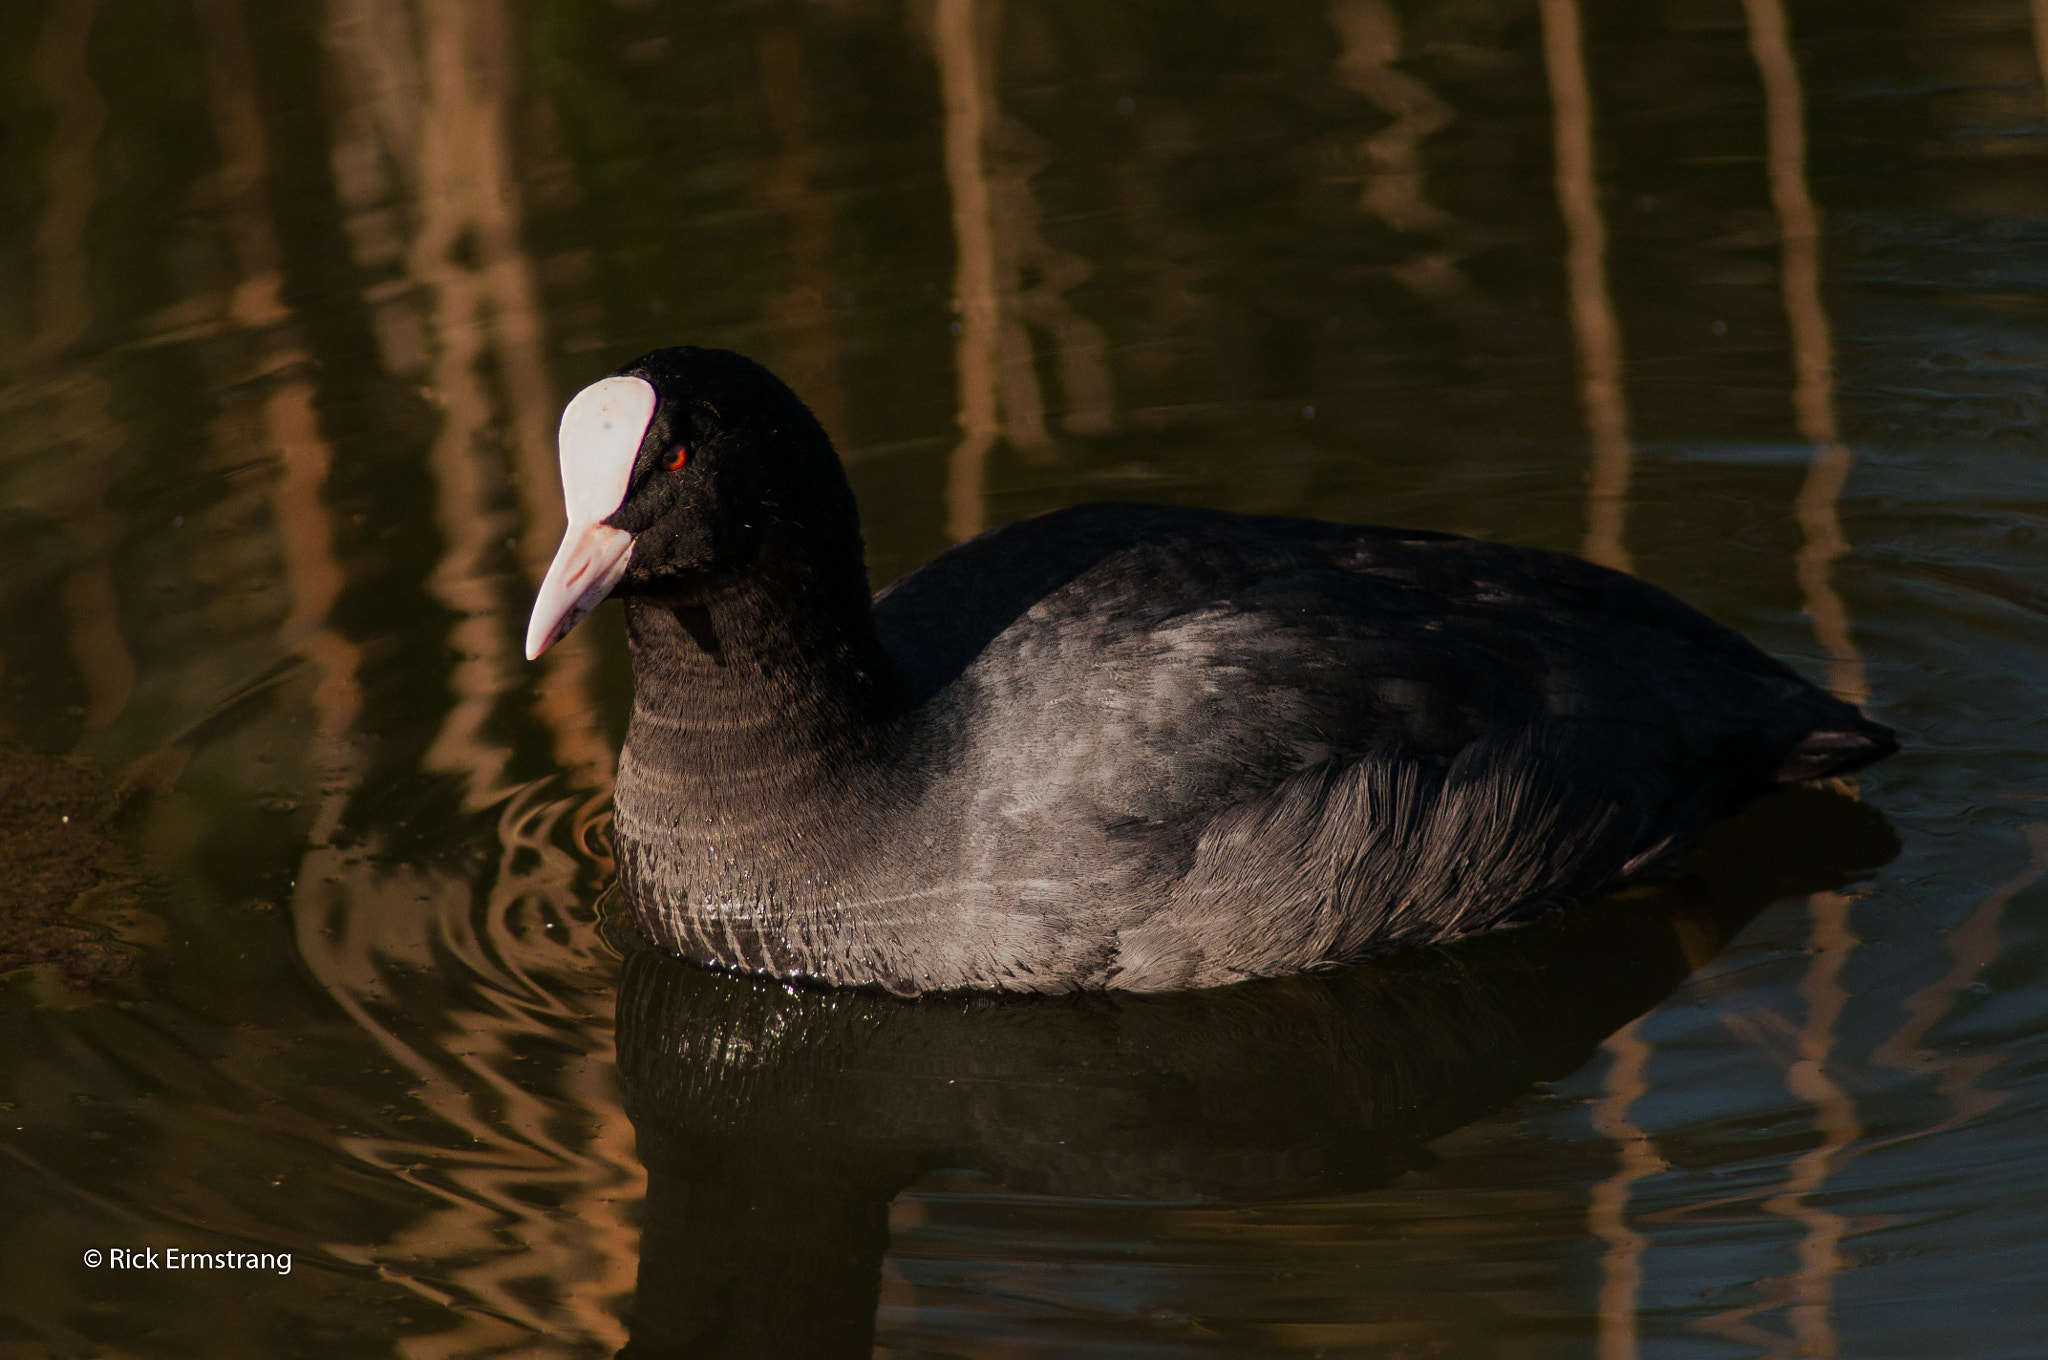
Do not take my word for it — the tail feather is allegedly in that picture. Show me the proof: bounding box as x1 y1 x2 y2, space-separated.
1775 722 1898 783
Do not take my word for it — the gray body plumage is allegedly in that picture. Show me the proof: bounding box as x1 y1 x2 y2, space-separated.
611 500 1888 996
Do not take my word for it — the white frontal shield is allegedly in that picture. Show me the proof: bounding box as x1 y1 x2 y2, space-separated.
525 375 657 659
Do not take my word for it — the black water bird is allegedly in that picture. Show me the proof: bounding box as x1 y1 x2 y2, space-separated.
526 346 1895 995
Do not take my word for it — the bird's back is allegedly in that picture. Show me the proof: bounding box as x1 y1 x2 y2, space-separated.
868 503 1884 988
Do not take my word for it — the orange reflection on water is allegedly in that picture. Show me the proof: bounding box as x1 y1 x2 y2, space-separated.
1744 0 1866 707
1328 1 1495 328
30 0 133 743
1680 895 1862 1359
295 0 644 1348
1539 0 1633 576
935 0 1114 544
1588 1018 1663 1360
937 0 1000 543
1683 7 1876 1349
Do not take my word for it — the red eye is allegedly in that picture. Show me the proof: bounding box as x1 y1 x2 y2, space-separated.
666 444 689 470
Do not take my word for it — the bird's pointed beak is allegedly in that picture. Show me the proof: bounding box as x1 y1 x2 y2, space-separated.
525 374 658 660
526 521 635 659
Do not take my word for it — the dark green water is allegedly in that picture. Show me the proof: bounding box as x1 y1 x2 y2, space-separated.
3 0 2045 1355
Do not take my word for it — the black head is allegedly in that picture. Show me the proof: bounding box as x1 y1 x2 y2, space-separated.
525 347 865 659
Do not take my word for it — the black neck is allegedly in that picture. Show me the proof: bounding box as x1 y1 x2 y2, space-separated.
615 555 901 837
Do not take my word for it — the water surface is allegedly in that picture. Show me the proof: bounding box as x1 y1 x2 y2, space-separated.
2 0 2046 1355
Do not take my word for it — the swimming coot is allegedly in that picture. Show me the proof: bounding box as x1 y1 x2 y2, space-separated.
526 347 1895 996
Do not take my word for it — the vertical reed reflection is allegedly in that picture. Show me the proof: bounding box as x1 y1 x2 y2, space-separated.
1683 893 1859 1359
299 2 642 1347
186 5 460 1340
1744 0 1865 706
2034 0 2048 114
934 0 1114 540
993 130 1114 449
189 0 362 743
1589 1017 1663 1360
407 10 524 811
222 0 505 1327
26 0 101 365
1538 0 1632 574
937 0 999 540
937 0 1000 542
406 0 613 802
320 0 611 803
1541 4 1653 1341
1695 10 1870 1351
1764 892 1857 1360
30 0 134 741
182 17 442 1334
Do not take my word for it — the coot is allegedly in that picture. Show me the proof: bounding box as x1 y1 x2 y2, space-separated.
526 347 1894 996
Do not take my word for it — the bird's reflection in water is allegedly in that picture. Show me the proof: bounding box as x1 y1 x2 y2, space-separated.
613 786 1896 1358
